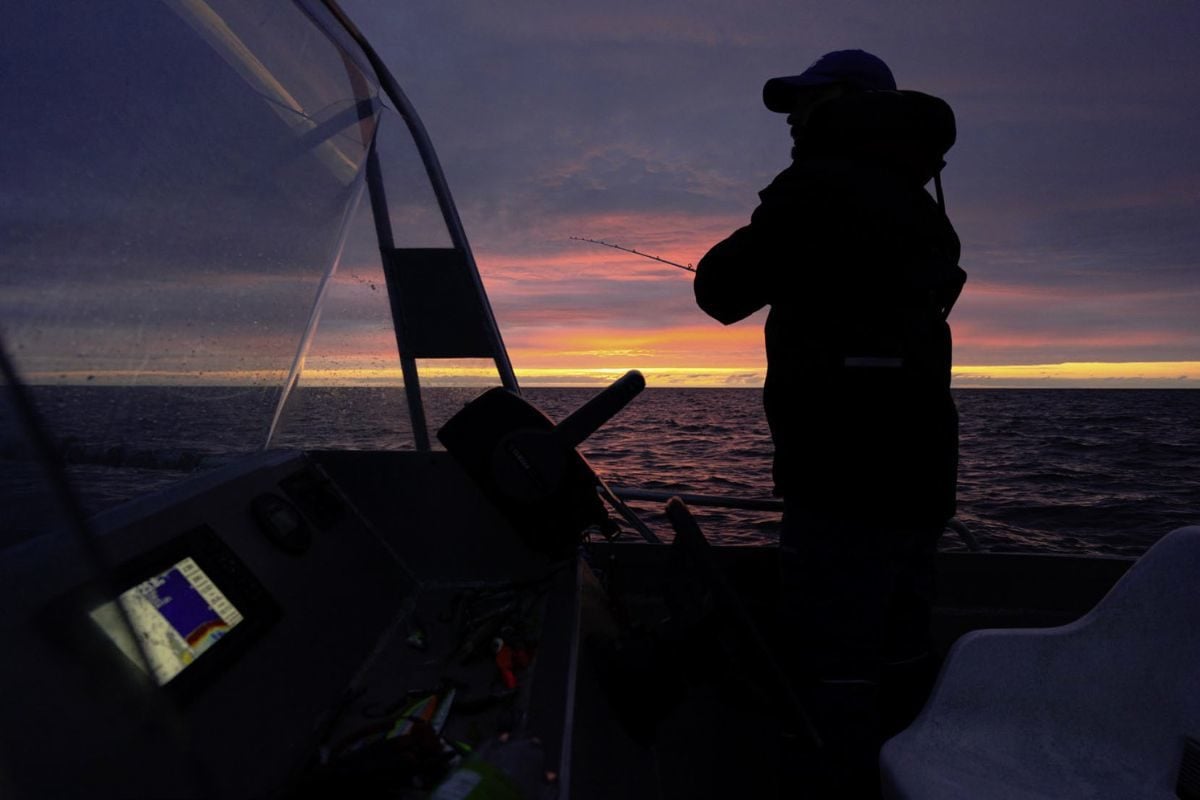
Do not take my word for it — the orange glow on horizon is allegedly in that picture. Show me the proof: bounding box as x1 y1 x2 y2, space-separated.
26 361 1200 388
506 324 764 368
952 361 1200 386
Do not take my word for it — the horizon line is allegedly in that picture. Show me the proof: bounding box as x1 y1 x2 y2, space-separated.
18 361 1200 389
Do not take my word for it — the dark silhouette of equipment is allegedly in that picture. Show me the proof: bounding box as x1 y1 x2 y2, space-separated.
664 497 822 751
438 371 657 558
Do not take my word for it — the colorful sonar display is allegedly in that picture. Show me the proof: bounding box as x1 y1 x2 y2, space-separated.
90 557 244 685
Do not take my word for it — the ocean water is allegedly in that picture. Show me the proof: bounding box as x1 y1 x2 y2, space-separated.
5 386 1198 556
524 388 1200 555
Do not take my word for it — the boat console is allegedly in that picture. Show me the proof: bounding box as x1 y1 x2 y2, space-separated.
1 365 669 798
3 441 598 798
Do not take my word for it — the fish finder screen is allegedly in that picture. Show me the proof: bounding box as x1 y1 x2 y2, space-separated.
90 557 245 685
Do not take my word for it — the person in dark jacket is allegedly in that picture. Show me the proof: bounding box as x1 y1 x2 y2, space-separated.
694 52 965 795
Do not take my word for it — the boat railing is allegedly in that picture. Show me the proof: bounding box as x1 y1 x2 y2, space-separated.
609 486 982 552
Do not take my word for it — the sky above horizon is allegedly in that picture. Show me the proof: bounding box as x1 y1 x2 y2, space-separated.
3 2 1198 390
336 0 1200 388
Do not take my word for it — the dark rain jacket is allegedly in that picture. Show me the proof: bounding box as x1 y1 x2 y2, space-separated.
695 91 966 525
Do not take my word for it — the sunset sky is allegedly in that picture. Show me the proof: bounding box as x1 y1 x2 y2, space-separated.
336 0 1200 388
3 3 1198 390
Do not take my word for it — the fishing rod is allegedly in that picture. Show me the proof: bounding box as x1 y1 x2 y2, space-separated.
570 236 695 273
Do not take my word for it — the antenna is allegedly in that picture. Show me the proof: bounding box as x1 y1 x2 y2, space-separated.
570 237 695 273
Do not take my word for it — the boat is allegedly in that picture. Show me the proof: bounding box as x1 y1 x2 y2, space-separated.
2 3 1193 798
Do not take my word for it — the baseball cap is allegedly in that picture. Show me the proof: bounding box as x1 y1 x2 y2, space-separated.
763 49 896 112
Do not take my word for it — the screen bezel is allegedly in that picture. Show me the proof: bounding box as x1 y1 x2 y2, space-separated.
46 525 280 705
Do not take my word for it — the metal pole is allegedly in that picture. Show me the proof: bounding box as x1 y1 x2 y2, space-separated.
365 143 431 451
322 0 519 394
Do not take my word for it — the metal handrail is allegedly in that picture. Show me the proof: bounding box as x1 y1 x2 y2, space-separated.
611 486 784 512
610 486 982 551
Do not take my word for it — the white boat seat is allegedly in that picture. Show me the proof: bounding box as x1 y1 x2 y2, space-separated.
880 525 1200 800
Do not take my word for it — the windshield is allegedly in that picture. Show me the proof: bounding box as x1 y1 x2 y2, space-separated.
0 0 402 541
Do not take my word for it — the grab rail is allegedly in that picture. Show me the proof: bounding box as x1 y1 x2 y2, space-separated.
609 486 982 552
611 486 784 512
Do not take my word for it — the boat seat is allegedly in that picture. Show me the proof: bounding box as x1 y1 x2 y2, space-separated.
880 525 1200 800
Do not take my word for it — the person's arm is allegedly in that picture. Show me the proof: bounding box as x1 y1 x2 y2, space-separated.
693 224 770 324
693 172 806 324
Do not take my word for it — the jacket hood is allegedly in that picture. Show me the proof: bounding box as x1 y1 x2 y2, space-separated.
802 90 956 181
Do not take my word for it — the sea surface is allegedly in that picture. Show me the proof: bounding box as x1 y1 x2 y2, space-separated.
4 386 1198 556
522 388 1200 555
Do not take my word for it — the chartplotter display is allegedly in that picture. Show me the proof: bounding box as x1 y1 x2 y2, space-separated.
90 557 245 685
